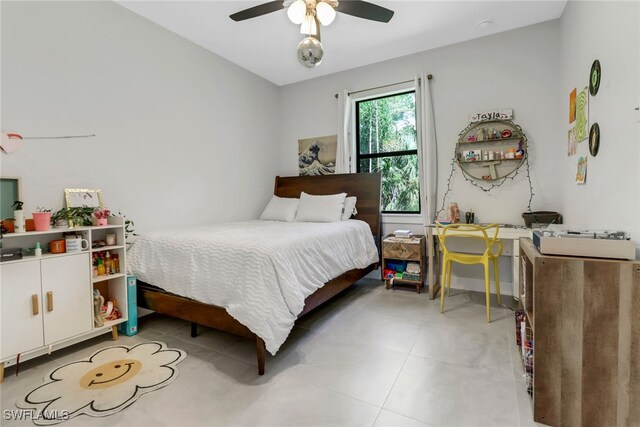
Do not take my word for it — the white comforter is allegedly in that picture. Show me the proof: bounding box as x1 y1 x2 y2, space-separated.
128 220 379 354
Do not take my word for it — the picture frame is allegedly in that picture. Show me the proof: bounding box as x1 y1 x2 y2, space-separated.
65 188 103 208
1 176 22 219
298 135 337 176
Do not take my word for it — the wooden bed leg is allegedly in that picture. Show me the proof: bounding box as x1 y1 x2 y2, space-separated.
191 322 198 338
256 337 266 375
111 325 119 341
0 362 4 383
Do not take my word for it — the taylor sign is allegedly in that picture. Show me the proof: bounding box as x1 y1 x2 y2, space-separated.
470 109 513 123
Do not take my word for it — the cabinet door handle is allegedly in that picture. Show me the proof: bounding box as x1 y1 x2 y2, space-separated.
32 294 39 316
47 291 54 312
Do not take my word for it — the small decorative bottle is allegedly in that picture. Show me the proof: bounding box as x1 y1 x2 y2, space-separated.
13 201 25 233
113 254 120 274
105 252 112 275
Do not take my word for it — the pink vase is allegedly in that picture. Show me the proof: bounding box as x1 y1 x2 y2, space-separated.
32 212 52 231
94 217 108 226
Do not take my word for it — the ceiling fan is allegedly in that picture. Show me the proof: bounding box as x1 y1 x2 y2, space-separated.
230 0 394 68
230 1 394 24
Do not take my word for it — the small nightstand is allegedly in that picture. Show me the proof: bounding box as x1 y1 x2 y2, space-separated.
381 234 426 294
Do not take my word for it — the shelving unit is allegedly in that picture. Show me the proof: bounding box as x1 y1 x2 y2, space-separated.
517 238 640 426
381 235 426 294
457 136 523 144
455 119 528 181
458 158 522 164
0 217 128 381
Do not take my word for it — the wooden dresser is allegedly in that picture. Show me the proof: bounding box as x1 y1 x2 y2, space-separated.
518 238 640 426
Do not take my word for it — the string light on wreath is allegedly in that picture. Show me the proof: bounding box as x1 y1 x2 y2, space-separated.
436 148 535 219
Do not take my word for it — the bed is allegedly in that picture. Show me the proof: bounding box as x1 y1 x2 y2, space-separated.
131 173 381 374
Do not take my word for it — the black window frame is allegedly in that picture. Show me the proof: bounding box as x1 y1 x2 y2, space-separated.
355 90 420 214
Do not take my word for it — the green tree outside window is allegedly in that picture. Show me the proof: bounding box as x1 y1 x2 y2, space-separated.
356 91 420 213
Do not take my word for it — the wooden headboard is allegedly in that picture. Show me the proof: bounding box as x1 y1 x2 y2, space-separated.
274 173 382 243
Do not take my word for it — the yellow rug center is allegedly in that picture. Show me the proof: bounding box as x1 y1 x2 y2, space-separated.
79 359 142 389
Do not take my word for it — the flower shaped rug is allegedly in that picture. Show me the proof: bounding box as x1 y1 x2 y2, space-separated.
17 342 186 425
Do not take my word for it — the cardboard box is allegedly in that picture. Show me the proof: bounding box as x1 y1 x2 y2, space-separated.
118 275 138 336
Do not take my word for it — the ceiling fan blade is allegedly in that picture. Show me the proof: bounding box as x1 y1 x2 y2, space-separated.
230 1 285 22
335 1 394 23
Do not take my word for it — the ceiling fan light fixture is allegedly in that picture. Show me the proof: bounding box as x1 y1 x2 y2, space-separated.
287 0 307 24
300 13 318 35
315 2 336 26
297 36 324 68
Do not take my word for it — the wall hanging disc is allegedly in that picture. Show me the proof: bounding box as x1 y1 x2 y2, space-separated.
589 60 601 96
589 122 600 156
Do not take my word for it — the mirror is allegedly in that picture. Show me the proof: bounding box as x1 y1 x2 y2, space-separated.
65 188 103 208
1 177 21 219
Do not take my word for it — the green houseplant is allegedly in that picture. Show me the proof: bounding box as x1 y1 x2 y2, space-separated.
51 207 94 228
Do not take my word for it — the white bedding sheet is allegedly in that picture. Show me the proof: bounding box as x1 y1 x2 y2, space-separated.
128 220 379 354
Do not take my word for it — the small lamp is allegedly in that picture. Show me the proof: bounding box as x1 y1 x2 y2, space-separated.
315 1 336 26
287 0 307 25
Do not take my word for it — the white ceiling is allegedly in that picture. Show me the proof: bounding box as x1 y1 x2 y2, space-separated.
117 1 566 86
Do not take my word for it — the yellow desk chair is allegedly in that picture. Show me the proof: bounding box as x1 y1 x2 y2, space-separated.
435 223 503 322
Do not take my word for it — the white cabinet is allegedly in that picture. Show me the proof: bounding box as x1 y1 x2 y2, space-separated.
0 218 128 380
0 261 44 360
41 254 92 344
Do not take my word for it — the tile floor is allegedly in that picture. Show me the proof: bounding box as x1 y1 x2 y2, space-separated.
0 279 543 427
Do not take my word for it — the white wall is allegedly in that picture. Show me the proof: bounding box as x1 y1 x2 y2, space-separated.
558 1 640 255
279 20 564 294
1 1 281 234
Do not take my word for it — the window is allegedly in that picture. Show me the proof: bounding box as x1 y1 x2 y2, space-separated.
355 91 420 214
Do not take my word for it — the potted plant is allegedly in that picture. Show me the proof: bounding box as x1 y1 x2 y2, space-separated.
51 207 94 228
32 207 52 231
92 207 111 226
51 208 70 228
69 206 94 227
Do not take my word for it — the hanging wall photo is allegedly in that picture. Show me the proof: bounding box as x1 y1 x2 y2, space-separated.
567 128 577 156
298 135 337 176
569 88 577 124
576 156 587 184
574 87 589 142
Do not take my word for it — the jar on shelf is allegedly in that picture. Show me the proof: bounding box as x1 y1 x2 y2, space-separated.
97 258 106 276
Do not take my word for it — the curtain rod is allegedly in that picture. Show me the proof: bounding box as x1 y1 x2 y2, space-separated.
334 74 433 99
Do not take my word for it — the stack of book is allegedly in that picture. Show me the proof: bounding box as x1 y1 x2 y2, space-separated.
394 229 414 239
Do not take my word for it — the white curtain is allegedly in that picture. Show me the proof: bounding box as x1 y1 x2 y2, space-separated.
415 73 438 226
336 89 352 174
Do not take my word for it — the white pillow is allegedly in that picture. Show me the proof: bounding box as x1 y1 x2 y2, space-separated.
295 192 347 223
260 196 299 222
341 196 358 220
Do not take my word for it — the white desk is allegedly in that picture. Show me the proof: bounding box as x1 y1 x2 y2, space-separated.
425 225 532 299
